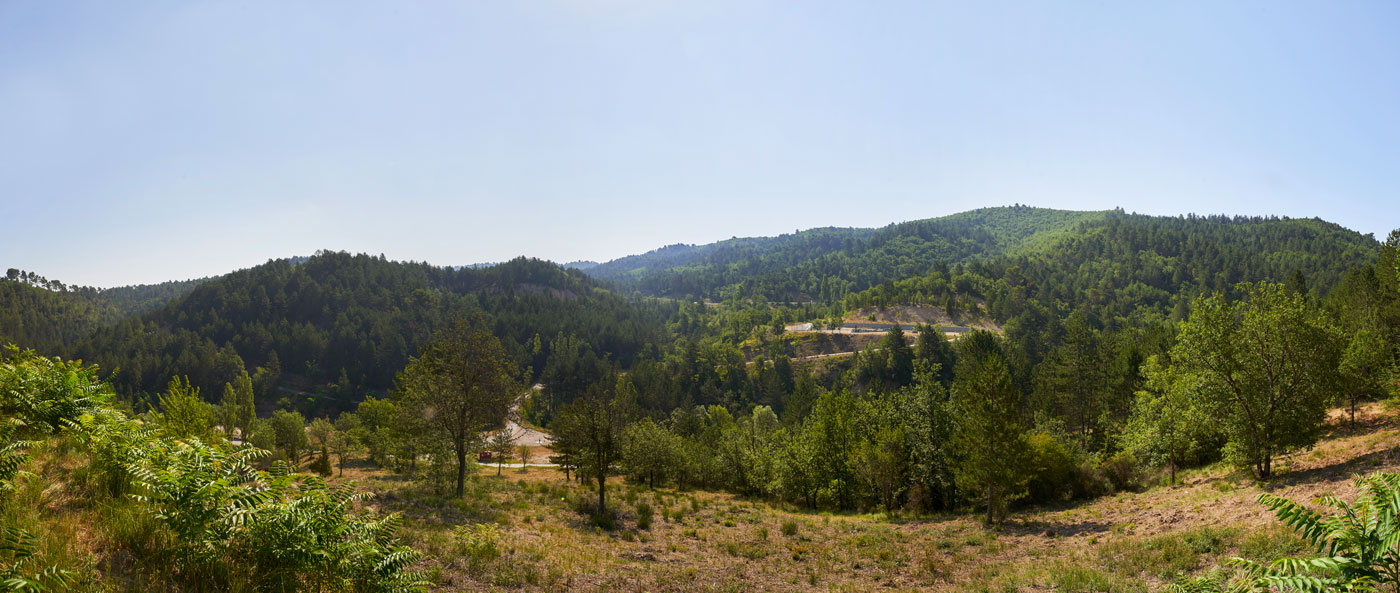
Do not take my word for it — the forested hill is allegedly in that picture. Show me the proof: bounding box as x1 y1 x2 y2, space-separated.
584 206 1109 301
0 278 123 352
585 207 1378 305
96 276 209 316
63 252 674 410
0 270 206 352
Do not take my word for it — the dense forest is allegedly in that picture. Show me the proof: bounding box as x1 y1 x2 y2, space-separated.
587 206 1105 302
1 207 1387 423
0 270 206 351
62 253 675 414
589 207 1377 309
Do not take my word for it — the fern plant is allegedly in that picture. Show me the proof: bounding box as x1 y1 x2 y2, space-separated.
127 440 428 592
68 408 157 498
240 465 428 593
1173 472 1400 592
126 437 268 586
0 421 35 503
0 424 68 592
0 527 75 592
0 346 108 434
0 349 429 592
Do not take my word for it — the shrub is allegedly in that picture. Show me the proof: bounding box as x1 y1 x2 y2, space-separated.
0 346 110 433
128 439 429 592
592 508 618 531
635 501 654 530
0 348 430 592
1026 432 1077 503
454 523 502 575
1100 451 1141 492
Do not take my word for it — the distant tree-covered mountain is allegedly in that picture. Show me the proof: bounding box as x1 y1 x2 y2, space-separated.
0 269 205 351
842 211 1379 323
585 207 1377 310
0 277 122 352
94 276 210 316
584 206 1107 301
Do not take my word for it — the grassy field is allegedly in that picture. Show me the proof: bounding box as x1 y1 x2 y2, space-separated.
324 403 1400 593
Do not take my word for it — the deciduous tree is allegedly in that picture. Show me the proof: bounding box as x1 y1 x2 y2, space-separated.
553 375 631 512
1170 282 1340 479
397 319 520 497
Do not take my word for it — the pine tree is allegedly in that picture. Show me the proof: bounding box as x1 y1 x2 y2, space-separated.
950 331 1031 524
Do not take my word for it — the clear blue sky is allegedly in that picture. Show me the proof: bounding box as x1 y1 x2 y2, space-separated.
3 1 1398 287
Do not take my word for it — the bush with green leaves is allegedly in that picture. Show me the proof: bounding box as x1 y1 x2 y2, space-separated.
635 500 654 530
126 438 429 592
453 523 503 575
0 421 36 502
0 346 107 590
70 408 157 498
0 345 109 434
0 348 429 592
233 466 427 593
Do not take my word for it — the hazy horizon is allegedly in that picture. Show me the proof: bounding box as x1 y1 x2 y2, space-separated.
5 1 1398 287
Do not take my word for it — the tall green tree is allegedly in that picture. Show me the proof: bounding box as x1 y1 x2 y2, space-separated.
797 389 861 509
1170 282 1341 479
950 331 1030 524
900 362 955 510
914 325 956 388
216 371 256 441
231 370 255 439
270 409 308 464
397 319 520 497
552 375 632 512
882 325 914 389
1124 356 1218 484
1033 310 1106 446
307 417 335 475
620 417 681 489
1339 328 1392 426
217 382 239 440
488 429 514 476
854 424 907 515
157 376 213 440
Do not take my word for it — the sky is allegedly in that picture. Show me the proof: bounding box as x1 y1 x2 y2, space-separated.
3 1 1398 287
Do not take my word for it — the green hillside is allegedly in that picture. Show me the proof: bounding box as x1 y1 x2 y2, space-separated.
65 252 674 413
585 207 1377 310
